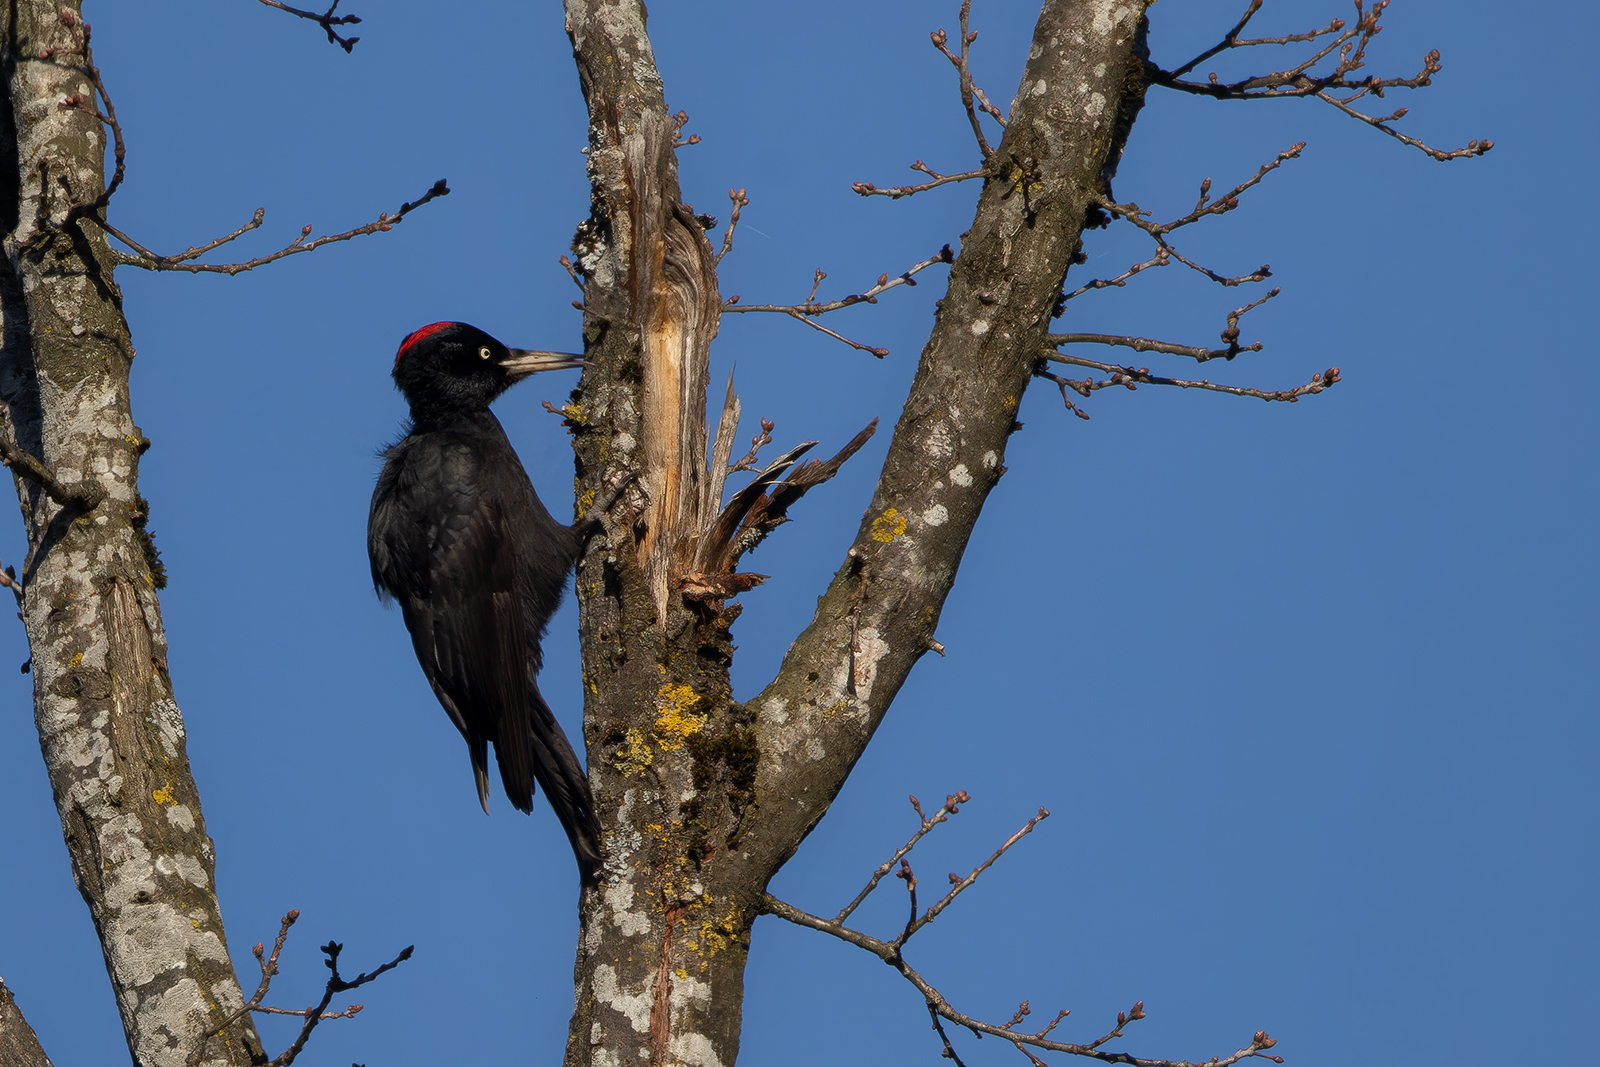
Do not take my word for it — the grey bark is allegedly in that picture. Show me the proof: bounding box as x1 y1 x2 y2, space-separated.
0 3 265 1065
561 2 1151 1065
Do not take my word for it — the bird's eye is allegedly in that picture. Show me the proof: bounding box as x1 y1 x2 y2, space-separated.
479 346 492 360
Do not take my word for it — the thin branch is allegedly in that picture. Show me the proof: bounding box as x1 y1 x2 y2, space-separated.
255 0 362 52
893 808 1049 948
930 0 1005 158
269 939 413 1066
105 179 450 275
834 791 969 925
1039 351 1340 406
714 187 749 265
761 798 1284 1067
1060 250 1171 303
853 160 988 200
1314 89 1491 160
1098 143 1305 239
724 244 955 317
1151 2 1493 162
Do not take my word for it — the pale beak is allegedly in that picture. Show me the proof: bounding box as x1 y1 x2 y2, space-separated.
502 350 588 380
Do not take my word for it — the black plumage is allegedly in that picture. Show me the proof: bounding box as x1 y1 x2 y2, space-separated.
368 321 600 879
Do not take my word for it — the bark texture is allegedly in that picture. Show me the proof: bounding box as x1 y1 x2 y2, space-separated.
0 4 265 1065
561 2 1151 1065
0 980 55 1067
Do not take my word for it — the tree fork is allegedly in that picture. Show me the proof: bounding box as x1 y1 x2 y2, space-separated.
0 4 265 1064
563 2 1152 1065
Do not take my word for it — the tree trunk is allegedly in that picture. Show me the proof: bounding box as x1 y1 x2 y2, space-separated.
0 3 265 1064
561 2 1151 1064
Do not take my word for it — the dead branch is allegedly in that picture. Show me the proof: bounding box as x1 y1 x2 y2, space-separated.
105 179 449 275
255 0 362 52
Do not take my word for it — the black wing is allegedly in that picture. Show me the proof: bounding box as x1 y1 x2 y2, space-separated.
369 431 537 813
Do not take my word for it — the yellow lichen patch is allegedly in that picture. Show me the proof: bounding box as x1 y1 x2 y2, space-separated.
698 906 742 957
823 699 849 720
869 507 906 543
152 784 175 805
612 727 654 777
674 967 688 980
70 652 83 667
653 683 705 751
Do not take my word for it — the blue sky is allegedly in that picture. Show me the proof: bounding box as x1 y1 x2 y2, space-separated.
1 2 1593 1065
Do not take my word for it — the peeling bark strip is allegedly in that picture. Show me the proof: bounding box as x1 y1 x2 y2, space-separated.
0 4 264 1065
562 2 1151 1065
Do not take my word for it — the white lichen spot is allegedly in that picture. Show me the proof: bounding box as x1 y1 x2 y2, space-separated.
804 738 826 763
949 464 973 488
615 431 637 453
922 504 949 527
1032 79 1048 97
670 972 712 1013
982 450 999 469
1095 63 1108 77
165 804 196 832
970 318 991 337
923 420 954 459
592 964 653 1033
671 1032 725 1067
760 696 789 725
1086 91 1107 119
605 879 650 938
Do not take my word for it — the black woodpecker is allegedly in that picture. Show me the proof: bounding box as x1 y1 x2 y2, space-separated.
368 321 601 880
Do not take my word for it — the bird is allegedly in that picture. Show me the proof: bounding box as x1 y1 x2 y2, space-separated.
367 321 601 880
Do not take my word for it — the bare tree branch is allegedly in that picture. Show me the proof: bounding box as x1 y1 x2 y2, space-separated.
762 798 1283 1067
254 0 362 52
1150 1 1492 161
105 179 450 274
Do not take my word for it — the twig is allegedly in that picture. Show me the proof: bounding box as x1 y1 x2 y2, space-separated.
724 244 954 318
834 791 969 925
929 1 1006 158
714 187 749 265
255 0 362 52
760 796 1284 1067
729 418 774 475
1098 143 1306 239
1314 89 1491 160
187 910 411 1067
270 938 413 1066
105 179 450 275
1151 1 1493 162
892 808 1048 948
853 161 988 199
1038 351 1340 406
670 109 701 148
1060 250 1171 303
